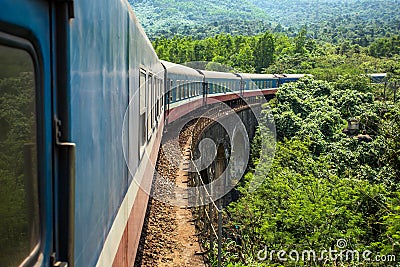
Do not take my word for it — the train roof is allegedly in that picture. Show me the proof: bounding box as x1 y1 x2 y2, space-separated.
161 60 204 78
238 73 277 80
274 74 308 79
367 73 387 78
197 70 241 79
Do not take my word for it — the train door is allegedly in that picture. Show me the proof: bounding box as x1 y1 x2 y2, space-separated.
0 1 54 266
0 1 75 266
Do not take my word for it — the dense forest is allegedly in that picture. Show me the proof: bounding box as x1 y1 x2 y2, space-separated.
131 1 400 265
130 0 400 44
222 79 400 264
152 30 400 82
147 20 400 267
151 30 400 265
129 0 269 39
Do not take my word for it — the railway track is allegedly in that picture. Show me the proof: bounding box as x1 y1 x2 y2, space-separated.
135 102 258 266
135 120 206 267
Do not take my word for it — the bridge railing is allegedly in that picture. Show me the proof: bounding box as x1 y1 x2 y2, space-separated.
187 98 263 266
188 104 224 267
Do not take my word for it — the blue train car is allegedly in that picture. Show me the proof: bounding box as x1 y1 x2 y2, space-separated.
0 0 164 266
198 70 241 95
161 60 204 122
276 74 307 86
368 73 387 83
161 60 204 104
238 73 279 90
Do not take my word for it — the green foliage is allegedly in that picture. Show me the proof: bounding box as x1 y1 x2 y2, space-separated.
253 32 275 73
132 3 400 265
369 35 400 58
153 30 400 79
0 48 37 266
382 195 400 255
222 76 399 266
129 0 270 40
131 0 400 46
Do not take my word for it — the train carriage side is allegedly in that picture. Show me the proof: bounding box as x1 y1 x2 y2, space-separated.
238 73 278 98
69 1 164 266
276 74 307 86
198 70 242 102
161 60 204 123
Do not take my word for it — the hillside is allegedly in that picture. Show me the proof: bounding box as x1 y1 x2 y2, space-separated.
129 0 400 44
128 0 270 39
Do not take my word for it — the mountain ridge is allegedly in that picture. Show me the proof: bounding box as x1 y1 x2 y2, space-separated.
129 0 400 44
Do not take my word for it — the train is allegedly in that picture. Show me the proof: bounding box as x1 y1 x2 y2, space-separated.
162 60 304 123
0 0 304 266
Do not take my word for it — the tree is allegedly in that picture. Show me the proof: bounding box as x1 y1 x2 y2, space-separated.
253 31 275 73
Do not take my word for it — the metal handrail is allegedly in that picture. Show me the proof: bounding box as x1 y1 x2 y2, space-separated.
188 101 258 267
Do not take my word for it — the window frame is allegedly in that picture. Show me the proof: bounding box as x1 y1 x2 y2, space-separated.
139 68 147 156
147 72 154 140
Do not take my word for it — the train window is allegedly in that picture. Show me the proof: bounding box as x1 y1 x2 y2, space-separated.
139 70 147 149
181 81 184 99
183 82 185 99
169 80 173 102
182 81 189 98
155 78 158 121
157 79 161 118
177 81 180 100
191 82 194 97
181 81 184 100
152 76 156 127
0 44 40 266
186 81 189 98
152 76 156 128
147 74 153 139
159 79 163 116
176 80 180 100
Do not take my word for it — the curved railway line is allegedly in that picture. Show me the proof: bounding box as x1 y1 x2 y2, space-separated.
135 120 206 266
